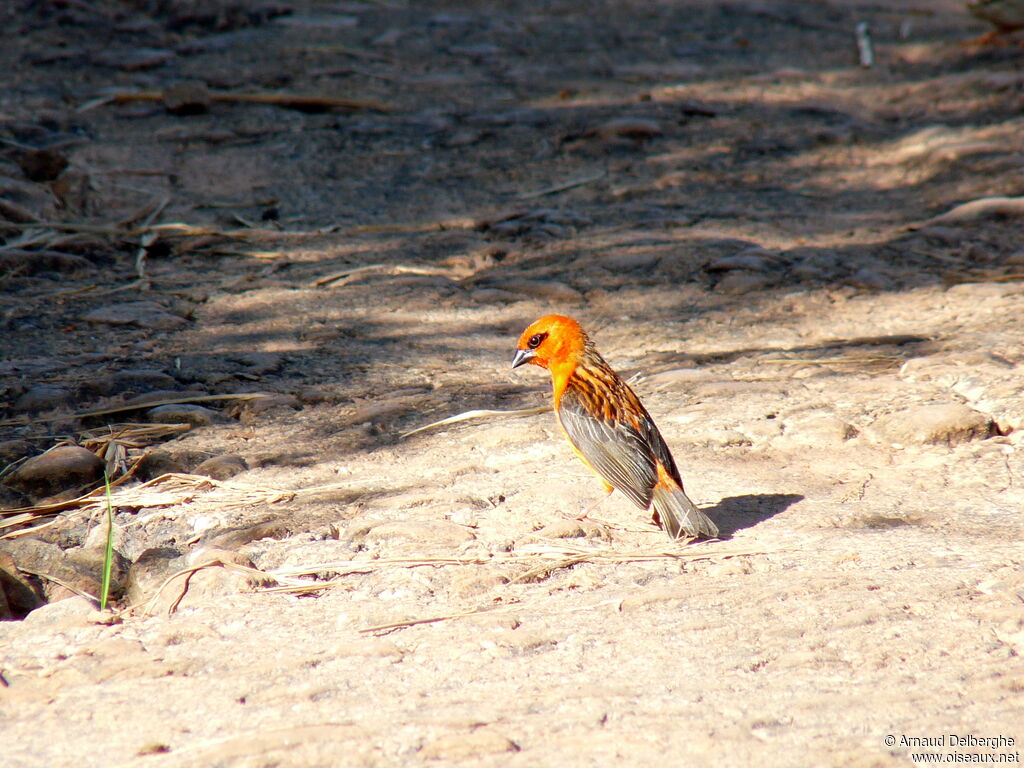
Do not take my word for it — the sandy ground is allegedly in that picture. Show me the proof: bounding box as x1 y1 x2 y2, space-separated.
1 0 1023 765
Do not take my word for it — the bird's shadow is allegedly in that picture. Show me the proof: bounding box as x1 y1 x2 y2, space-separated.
705 493 804 539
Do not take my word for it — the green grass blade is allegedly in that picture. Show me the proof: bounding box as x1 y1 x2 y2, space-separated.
99 470 114 610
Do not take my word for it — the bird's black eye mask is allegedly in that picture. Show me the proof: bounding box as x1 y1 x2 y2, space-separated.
527 332 548 349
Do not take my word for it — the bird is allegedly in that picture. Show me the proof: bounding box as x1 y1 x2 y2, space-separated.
966 0 1024 45
512 314 718 540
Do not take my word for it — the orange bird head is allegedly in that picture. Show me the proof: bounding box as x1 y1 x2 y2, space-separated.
512 314 588 372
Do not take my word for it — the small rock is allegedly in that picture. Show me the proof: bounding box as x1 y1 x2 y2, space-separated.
870 404 994 446
534 518 611 540
845 268 893 291
228 352 286 375
333 638 404 659
0 440 33 464
486 279 583 302
13 385 73 413
135 450 188 481
0 538 101 603
776 415 858 448
17 148 68 182
147 404 230 427
22 595 98 628
81 370 181 397
705 249 776 272
102 47 176 71
596 117 663 141
124 547 183 606
232 393 301 422
348 520 475 549
420 731 520 760
715 271 771 295
82 302 187 330
596 252 662 271
193 455 248 480
122 390 208 407
470 288 523 303
4 445 104 499
163 81 211 115
0 550 44 619
620 586 689 612
206 520 288 549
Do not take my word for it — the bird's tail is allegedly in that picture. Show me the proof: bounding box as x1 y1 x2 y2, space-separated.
651 482 718 540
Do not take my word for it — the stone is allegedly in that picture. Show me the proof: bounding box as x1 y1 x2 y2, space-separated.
233 393 301 422
420 731 520 760
596 117 662 141
0 440 32 464
13 385 73 413
134 450 188 481
870 404 994 447
534 518 611 540
193 455 248 480
715 271 771 295
493 279 583 302
4 445 104 499
124 547 184 606
17 147 68 182
80 369 180 397
147 404 230 426
22 595 97 628
845 268 893 291
228 352 286 374
82 302 187 330
0 551 44 619
0 538 101 603
348 520 475 550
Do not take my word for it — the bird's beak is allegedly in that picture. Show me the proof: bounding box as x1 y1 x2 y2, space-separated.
511 348 536 369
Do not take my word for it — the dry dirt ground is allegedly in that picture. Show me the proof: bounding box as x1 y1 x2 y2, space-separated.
2 0 1024 765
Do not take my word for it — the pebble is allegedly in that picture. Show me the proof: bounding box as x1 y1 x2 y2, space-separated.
870 403 994 446
81 369 180 397
0 538 100 603
135 450 188 481
82 302 187 330
228 352 286 375
0 440 32 464
146 404 230 426
234 393 301 421
534 519 611 540
21 595 97 629
715 271 771 295
705 249 776 272
124 547 183 606
0 550 44 619
845 268 893 291
471 288 523 303
484 279 583 302
13 385 73 413
194 455 249 480
596 117 663 141
122 390 209 407
5 445 104 499
348 520 475 550
419 731 520 760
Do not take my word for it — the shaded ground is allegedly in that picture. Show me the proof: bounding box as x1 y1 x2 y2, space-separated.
1 1 1023 765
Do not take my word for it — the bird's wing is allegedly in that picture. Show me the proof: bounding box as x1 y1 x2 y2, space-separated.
556 385 659 509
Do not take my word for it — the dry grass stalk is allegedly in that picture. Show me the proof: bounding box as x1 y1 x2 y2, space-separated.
265 545 767 597
139 559 278 616
401 406 551 439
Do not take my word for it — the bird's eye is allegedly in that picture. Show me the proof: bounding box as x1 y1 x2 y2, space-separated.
527 333 546 349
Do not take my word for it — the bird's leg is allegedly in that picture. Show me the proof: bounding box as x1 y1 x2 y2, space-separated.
567 484 614 521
